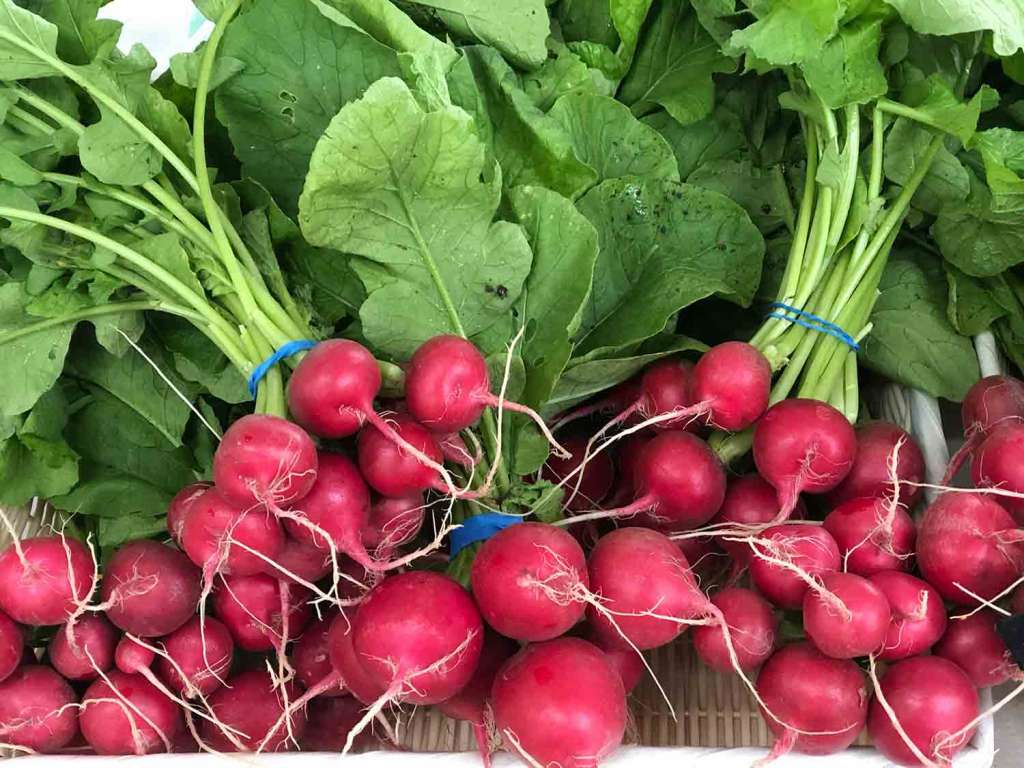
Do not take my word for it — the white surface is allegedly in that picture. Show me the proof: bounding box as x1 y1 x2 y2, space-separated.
98 0 211 75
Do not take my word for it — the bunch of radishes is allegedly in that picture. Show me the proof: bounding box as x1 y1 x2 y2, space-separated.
0 334 1022 767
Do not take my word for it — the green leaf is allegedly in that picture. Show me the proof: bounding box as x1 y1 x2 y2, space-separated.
727 0 845 66
91 310 144 357
79 113 162 185
610 0 656 72
970 128 1024 208
945 266 1007 336
557 0 619 48
0 144 42 185
299 77 533 360
521 41 597 112
573 178 765 354
643 108 747 178
900 74 986 147
169 49 243 91
35 0 120 64
801 18 886 108
0 0 60 79
52 471 171 524
860 249 980 401
687 157 794 234
216 0 401 215
619 0 735 125
0 385 77 506
548 93 679 184
149 315 249 404
883 0 1024 58
284 244 365 328
933 199 1024 277
883 119 969 215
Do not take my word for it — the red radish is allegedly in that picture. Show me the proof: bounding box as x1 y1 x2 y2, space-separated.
156 616 233 697
471 523 588 642
327 614 386 705
753 399 857 521
541 435 615 511
274 536 332 584
213 573 311 652
693 587 777 672
493 638 626 767
868 656 979 766
823 497 916 577
202 669 307 752
714 474 793 569
972 423 1024 523
438 630 519 767
689 341 771 431
0 610 21 683
0 665 78 753
606 434 651 507
755 642 868 757
917 491 1024 605
181 487 285 577
826 422 925 508
0 536 93 626
439 430 479 467
362 493 425 556
676 534 724 584
935 612 1019 688
748 524 840 609
166 481 211 544
213 414 318 508
351 571 483 705
294 618 346 696
48 614 117 681
357 414 452 498
869 571 947 661
595 431 725 532
301 695 379 751
803 572 890 659
286 339 383 438
598 643 644 694
945 375 1024 481
635 358 695 430
81 670 182 754
102 540 201 637
586 527 708 650
115 637 155 674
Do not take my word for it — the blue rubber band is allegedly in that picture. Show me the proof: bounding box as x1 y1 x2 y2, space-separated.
450 513 524 557
767 302 860 351
248 339 318 398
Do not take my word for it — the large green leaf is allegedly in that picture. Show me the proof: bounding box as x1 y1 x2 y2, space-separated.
945 267 1008 336
801 18 886 108
573 178 765 355
884 119 970 216
970 128 1024 209
643 108 747 178
299 77 533 360
0 0 60 80
0 385 77 506
883 0 1024 58
35 0 120 64
727 0 845 66
933 201 1024 278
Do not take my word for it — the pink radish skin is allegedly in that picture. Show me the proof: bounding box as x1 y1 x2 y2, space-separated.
748 524 841 609
868 656 978 766
714 475 796 569
826 422 925 509
48 614 117 681
0 610 22 683
587 527 707 650
493 638 627 768
756 642 868 756
181 488 284 577
606 434 652 507
275 536 332 584
823 497 916 577
753 399 857 521
81 670 182 755
635 358 696 431
972 423 1024 523
690 341 771 431
541 435 616 511
357 415 447 497
803 572 891 659
0 536 93 626
869 571 947 662
676 534 724 584
213 414 318 508
294 619 346 696
202 670 307 752
102 540 201 637
362 493 425 557
327 614 386 705
471 523 588 642
582 627 646 693
301 695 379 752
0 665 78 753
166 482 211 544
944 376 1024 482
352 571 483 705
286 339 382 438
917 491 1024 605
935 612 1019 688
115 637 155 674
213 573 311 652
156 616 234 697
693 587 778 672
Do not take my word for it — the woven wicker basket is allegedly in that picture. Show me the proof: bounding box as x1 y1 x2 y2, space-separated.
0 344 1000 766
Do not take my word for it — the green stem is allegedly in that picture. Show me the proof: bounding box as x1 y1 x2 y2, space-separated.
826 106 860 252
0 301 157 344
7 104 53 134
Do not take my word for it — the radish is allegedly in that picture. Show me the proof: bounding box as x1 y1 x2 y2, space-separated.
0 610 22 683
972 423 1024 524
753 399 857 522
327 614 386 705
471 522 588 642
492 637 627 768
156 616 234 697
301 695 379 752
868 656 979 766
167 481 211 544
275 536 333 584
294 618 346 696
689 341 771 431
81 670 183 755
633 358 696 430
693 587 777 672
917 491 1024 605
935 612 1019 687
748 524 841 609
713 474 797 570
115 637 155 674
357 413 464 498
869 571 947 661
803 572 891 659
606 434 651 507
48 614 117 681
826 422 925 508
598 643 644 694
201 669 307 752
362 493 425 557
102 540 201 637
945 375 1024 481
213 573 311 652
553 377 642 433
541 435 615 511
213 414 318 508
0 536 93 626
0 665 78 753
675 533 724 584
755 642 868 757
181 487 285 577
823 496 916 576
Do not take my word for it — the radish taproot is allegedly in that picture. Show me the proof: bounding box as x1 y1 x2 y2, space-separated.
0 665 79 753
803 572 891 659
934 612 1019 688
115 637 155 674
81 670 182 754
748 524 841 609
826 422 924 508
869 571 947 661
0 536 93 626
156 616 234 697
823 496 916 576
102 540 201 637
693 587 777 672
48 614 117 681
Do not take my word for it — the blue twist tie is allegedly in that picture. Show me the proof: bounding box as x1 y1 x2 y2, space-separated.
450 513 524 557
766 302 860 351
248 339 318 398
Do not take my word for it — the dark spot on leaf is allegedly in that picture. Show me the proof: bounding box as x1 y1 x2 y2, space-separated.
484 284 494 294
512 308 519 318
717 242 727 251
761 203 772 214
495 284 508 298
658 225 668 235
281 105 295 122
279 90 298 103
